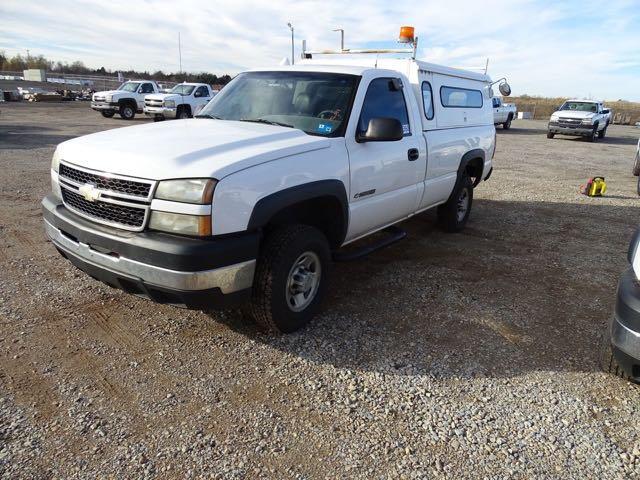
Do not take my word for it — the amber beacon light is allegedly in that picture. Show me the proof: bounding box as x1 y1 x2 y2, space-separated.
398 26 415 44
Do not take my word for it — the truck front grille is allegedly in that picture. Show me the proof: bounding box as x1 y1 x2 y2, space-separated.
58 162 154 231
59 164 152 199
62 189 146 229
145 98 163 107
558 117 582 126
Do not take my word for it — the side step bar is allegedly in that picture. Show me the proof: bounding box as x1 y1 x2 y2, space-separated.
333 226 407 262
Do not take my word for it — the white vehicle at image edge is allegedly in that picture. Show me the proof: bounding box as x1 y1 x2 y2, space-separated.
547 99 612 142
43 38 505 333
144 83 216 121
91 80 160 120
492 97 516 129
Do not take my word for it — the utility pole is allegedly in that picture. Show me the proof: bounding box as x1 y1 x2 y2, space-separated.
287 22 294 64
332 28 344 51
178 32 183 75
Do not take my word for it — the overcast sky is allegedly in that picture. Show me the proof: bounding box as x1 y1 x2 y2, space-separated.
1 0 639 100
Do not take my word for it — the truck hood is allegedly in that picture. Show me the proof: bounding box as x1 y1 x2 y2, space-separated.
553 110 596 120
57 119 331 180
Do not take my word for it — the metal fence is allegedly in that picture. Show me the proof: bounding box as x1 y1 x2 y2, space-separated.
0 71 178 91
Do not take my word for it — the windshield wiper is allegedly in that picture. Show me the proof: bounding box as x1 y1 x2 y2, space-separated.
195 114 223 120
240 118 294 128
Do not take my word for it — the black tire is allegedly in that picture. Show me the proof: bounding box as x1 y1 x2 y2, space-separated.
547 132 555 139
600 325 632 382
119 103 136 120
437 174 473 233
633 152 640 176
101 110 115 118
248 225 330 333
153 115 165 122
588 124 598 142
176 106 191 119
637 177 640 197
503 114 512 130
598 123 608 139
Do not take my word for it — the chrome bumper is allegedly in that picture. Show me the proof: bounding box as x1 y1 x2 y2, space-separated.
91 102 117 110
44 218 255 294
611 314 640 359
144 106 177 118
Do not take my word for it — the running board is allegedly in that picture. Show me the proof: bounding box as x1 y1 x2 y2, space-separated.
332 226 407 262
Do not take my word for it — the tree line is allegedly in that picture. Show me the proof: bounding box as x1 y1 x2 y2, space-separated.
0 51 232 86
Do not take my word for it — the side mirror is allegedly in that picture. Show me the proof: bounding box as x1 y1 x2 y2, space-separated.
356 118 404 143
602 108 610 114
498 81 511 97
194 91 202 97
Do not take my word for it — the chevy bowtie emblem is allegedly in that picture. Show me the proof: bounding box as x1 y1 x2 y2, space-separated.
78 183 100 202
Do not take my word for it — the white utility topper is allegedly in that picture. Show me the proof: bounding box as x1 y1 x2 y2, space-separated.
43 27 508 332
144 83 216 121
91 80 160 120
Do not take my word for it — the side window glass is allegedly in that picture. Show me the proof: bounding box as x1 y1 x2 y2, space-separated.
440 86 483 108
195 86 209 97
140 83 153 94
421 81 434 120
359 78 411 136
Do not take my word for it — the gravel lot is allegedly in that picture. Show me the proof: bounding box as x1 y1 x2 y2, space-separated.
1 102 640 479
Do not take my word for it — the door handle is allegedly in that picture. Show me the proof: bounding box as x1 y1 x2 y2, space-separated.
408 148 420 161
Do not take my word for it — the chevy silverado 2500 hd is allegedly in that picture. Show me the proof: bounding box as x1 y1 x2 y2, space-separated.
91 80 160 120
144 83 215 121
547 99 611 142
43 36 502 333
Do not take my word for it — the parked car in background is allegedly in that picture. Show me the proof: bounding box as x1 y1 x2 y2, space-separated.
91 80 160 120
42 29 503 333
492 97 516 129
602 228 640 384
144 83 216 121
547 100 611 142
633 138 640 195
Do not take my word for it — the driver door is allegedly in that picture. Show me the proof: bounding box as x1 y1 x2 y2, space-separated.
345 76 424 241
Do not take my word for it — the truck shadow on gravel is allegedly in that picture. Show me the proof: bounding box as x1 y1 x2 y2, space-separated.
0 125 76 150
214 198 637 380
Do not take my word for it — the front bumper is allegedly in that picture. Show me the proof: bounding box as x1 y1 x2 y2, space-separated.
42 194 259 309
91 101 119 111
609 267 640 380
144 106 177 118
548 121 594 136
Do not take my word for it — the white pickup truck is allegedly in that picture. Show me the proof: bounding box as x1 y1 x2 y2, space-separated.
144 83 216 121
492 97 516 129
43 39 502 333
547 99 611 141
91 80 160 120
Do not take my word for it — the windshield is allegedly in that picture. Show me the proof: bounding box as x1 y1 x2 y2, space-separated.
560 101 598 113
118 82 140 92
171 84 196 95
197 71 359 136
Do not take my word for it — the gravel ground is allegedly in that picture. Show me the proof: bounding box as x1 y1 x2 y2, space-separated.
1 102 640 479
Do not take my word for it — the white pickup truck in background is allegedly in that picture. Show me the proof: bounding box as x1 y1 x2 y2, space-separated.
492 97 516 129
547 99 612 142
91 80 160 120
43 29 506 333
144 83 216 121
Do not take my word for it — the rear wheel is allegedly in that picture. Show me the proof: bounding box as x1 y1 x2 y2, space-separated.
101 110 115 118
119 103 135 120
547 131 555 139
248 225 330 333
438 174 473 232
503 114 512 130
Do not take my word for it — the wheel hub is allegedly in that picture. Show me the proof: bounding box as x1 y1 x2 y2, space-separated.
286 252 321 312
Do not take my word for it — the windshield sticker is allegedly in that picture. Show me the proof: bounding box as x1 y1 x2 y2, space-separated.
317 123 333 134
402 124 410 135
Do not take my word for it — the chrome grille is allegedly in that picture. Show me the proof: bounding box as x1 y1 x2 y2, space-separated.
62 189 146 228
58 162 154 231
59 164 152 199
145 98 163 107
558 117 582 125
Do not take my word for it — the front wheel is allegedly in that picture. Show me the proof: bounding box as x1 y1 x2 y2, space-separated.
176 106 191 119
547 131 555 139
503 115 512 130
101 110 115 118
438 174 473 232
637 177 640 197
248 225 330 333
119 104 136 120
598 123 608 139
588 125 598 142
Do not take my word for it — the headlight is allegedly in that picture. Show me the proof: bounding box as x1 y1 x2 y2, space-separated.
165 100 175 108
149 211 211 236
155 179 216 204
51 148 61 173
582 118 593 125
105 94 113 102
550 115 559 121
